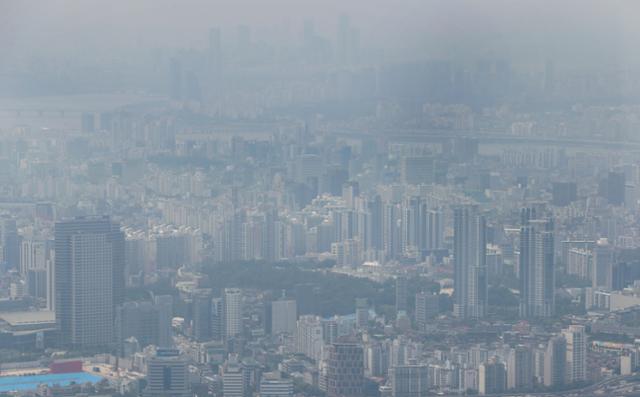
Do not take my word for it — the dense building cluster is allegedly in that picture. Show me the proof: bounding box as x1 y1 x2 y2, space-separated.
2 6 640 397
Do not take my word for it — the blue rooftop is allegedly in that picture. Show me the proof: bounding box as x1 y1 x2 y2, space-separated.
0 372 103 392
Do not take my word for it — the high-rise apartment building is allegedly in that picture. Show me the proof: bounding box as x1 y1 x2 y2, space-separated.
507 345 533 390
543 335 566 387
295 315 324 362
453 206 487 319
21 238 54 310
425 209 444 251
479 358 506 395
519 208 555 318
563 325 587 384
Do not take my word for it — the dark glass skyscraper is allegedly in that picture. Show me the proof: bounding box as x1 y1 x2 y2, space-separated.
326 343 364 397
54 216 124 347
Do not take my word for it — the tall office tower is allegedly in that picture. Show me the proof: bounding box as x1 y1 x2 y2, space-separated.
222 354 248 397
1 217 20 271
592 239 613 289
295 315 324 362
415 292 439 330
271 299 297 335
143 349 191 397
389 365 429 397
507 345 534 390
478 358 507 395
395 276 408 314
453 206 487 319
326 343 364 397
154 295 174 348
259 372 294 397
519 209 555 318
192 289 212 341
224 288 243 340
211 297 224 341
543 336 566 387
563 325 586 384
54 216 124 347
355 298 369 329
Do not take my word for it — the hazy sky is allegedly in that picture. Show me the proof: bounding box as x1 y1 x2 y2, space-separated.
1 0 639 67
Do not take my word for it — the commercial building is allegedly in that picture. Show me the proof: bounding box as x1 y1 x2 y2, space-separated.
225 288 243 340
326 343 364 397
388 364 429 397
415 292 439 330
271 299 297 335
54 216 124 347
143 348 191 397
